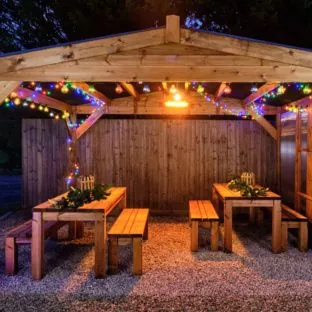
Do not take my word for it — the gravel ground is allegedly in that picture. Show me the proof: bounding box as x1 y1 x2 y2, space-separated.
1 213 312 311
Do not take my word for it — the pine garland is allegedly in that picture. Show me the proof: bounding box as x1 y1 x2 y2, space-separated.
49 184 111 210
228 177 269 197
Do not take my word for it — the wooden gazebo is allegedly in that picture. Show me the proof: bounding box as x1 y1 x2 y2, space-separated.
0 15 311 225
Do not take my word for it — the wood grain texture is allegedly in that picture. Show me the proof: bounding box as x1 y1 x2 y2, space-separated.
22 119 277 214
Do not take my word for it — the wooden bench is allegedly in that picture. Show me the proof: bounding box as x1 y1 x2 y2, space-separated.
281 205 308 252
5 220 68 275
189 200 219 252
108 208 149 275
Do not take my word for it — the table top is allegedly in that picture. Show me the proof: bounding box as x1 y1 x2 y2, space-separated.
213 183 281 200
33 187 126 213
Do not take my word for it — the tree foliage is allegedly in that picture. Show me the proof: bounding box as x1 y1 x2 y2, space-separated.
1 0 312 53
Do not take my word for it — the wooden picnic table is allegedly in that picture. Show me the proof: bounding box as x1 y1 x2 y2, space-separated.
31 187 127 280
212 183 282 253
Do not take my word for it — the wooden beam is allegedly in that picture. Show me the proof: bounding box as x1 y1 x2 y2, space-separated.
295 108 302 211
0 81 20 103
307 103 312 220
76 106 106 139
2 64 312 82
215 82 227 101
72 82 111 105
181 28 312 68
276 107 282 193
282 95 312 111
251 115 277 140
243 83 279 106
120 82 140 100
16 87 71 112
0 29 165 74
166 15 180 43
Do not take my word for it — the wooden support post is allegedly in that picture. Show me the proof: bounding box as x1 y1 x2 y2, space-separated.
191 220 199 251
5 237 18 275
307 103 312 221
295 108 302 211
299 222 308 251
132 238 143 275
165 15 180 43
276 107 282 193
272 200 282 253
210 221 219 251
224 200 233 253
94 214 106 278
249 207 256 224
108 237 119 274
31 212 44 280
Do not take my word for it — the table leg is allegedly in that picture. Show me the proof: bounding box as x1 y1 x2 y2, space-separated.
31 212 44 280
224 200 233 253
272 200 282 253
121 193 127 210
94 213 106 278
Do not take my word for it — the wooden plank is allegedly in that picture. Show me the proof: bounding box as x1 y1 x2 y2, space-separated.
181 28 312 68
73 82 111 105
5 237 18 275
0 81 20 103
0 28 166 73
276 107 282 192
272 200 282 253
2 64 312 82
191 220 199 251
166 15 180 43
31 212 44 280
202 200 219 220
17 87 71 112
120 82 140 100
94 214 106 278
129 209 149 236
76 106 106 139
295 109 302 211
108 209 133 235
282 204 308 221
307 102 312 221
243 83 279 106
132 237 142 275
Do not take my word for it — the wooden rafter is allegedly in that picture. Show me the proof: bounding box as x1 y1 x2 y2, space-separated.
0 81 20 103
243 83 279 106
0 28 165 74
181 28 312 68
73 82 111 105
214 82 227 101
76 107 106 139
242 83 280 140
2 64 311 82
120 82 140 100
17 87 71 112
282 95 312 111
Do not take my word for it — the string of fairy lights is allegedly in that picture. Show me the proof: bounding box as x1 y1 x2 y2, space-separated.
1 80 311 185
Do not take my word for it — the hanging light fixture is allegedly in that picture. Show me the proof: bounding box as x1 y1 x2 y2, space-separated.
224 84 232 95
115 83 123 94
165 85 189 108
143 84 151 93
250 84 258 93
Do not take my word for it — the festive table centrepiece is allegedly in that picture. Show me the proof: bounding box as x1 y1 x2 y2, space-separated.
240 172 256 186
227 177 269 197
49 184 111 210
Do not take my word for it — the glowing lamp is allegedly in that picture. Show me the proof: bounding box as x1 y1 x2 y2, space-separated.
224 85 232 95
14 98 21 105
170 84 178 94
165 100 189 108
115 84 123 94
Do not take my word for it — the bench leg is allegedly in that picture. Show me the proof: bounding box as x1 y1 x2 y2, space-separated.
191 221 199 251
5 237 18 275
281 222 288 251
210 221 219 251
133 238 142 275
108 237 119 274
299 222 308 252
143 222 148 240
76 221 84 239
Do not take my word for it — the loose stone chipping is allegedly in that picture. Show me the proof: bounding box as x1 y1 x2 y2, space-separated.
1 213 312 311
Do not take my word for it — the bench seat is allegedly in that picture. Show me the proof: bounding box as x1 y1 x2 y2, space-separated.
189 200 219 251
281 205 308 252
108 208 149 275
5 220 68 275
